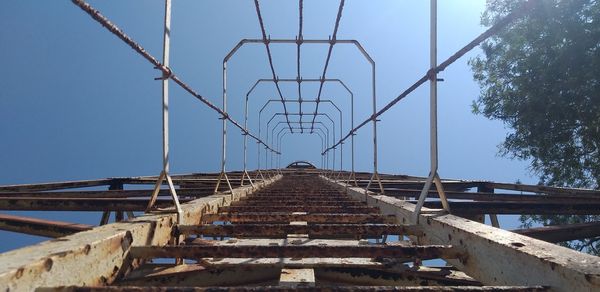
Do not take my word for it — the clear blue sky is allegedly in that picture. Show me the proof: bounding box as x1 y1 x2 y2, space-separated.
0 0 534 252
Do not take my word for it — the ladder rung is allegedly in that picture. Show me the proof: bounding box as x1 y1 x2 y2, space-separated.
177 223 421 237
129 244 460 260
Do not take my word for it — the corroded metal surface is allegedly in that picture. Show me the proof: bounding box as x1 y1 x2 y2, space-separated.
0 174 280 291
201 213 393 224
130 244 459 260
43 285 548 291
178 223 420 238
3 171 595 290
328 177 600 292
0 214 92 238
115 173 472 289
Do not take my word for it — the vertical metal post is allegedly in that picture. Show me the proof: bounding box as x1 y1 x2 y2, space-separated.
265 145 270 177
214 61 234 194
257 111 265 180
331 121 336 178
337 108 343 181
325 128 330 171
348 89 357 185
241 96 254 187
270 149 274 171
412 0 450 223
147 0 182 223
366 61 384 193
278 131 288 170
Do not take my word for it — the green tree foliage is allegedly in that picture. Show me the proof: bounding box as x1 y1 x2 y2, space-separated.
470 0 600 254
471 0 600 188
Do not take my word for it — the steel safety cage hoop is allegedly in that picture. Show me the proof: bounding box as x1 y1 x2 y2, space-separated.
277 127 328 170
266 112 336 173
225 38 381 192
71 0 521 222
273 122 331 171
246 78 356 182
259 98 343 172
267 113 334 172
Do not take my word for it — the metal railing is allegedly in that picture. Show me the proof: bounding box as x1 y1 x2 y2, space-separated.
72 0 534 224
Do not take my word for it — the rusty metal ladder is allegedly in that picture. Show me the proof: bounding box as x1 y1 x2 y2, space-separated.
43 172 546 291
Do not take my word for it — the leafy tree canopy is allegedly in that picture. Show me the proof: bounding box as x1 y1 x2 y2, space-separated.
471 0 600 188
471 0 600 254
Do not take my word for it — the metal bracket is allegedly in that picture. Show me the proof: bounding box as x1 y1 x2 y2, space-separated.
147 169 183 223
366 171 385 194
214 171 234 194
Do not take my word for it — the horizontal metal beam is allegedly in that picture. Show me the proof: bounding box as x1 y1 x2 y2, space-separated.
316 267 478 287
202 213 393 224
0 197 188 211
421 201 600 215
120 265 280 287
44 285 548 291
232 200 363 206
129 244 460 260
0 189 214 198
177 223 420 238
486 182 600 197
383 189 600 203
512 222 600 243
0 179 113 192
219 205 379 214
133 263 478 287
0 214 92 238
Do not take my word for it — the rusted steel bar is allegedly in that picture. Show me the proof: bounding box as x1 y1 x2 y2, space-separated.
485 182 600 197
0 214 92 238
0 179 113 192
421 201 600 215
243 197 351 202
316 267 480 287
252 187 345 192
245 194 349 198
178 224 420 238
322 0 535 154
512 222 600 243
252 0 292 131
246 195 349 199
252 190 344 194
202 213 393 224
359 180 482 190
0 197 186 211
129 244 459 260
41 286 548 291
380 189 600 202
232 200 363 206
0 189 215 198
296 0 304 130
124 263 479 287
219 206 379 214
330 177 600 291
310 0 345 132
69 0 279 154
